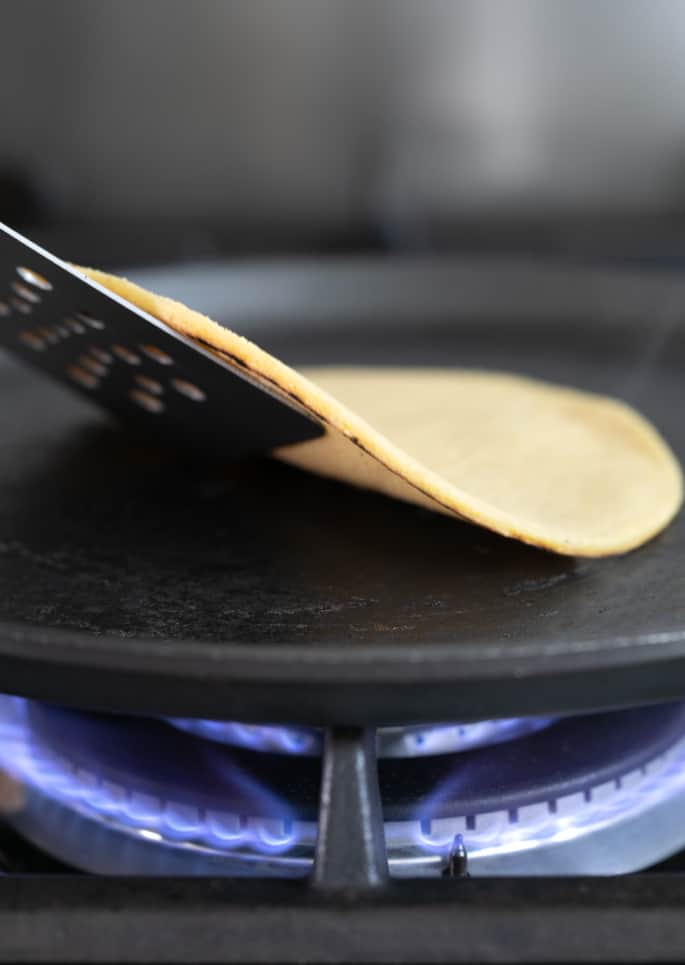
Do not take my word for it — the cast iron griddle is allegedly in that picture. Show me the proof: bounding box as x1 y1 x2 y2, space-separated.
1 257 685 726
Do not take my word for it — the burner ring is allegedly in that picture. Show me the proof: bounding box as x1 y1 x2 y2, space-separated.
2 697 685 876
166 716 554 758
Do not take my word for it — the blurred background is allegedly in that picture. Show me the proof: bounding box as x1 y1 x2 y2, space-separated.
2 0 685 267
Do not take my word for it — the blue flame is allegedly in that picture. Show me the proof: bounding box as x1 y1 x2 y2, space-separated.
167 719 318 755
406 742 685 862
379 717 554 757
0 697 307 857
167 716 554 757
2 694 685 876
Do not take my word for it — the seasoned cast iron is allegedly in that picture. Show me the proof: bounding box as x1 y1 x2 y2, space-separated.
0 251 684 724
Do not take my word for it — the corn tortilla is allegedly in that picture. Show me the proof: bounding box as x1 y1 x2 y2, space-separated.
77 267 683 558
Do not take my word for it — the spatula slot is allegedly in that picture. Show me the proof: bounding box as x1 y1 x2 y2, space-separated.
140 344 174 366
129 388 165 414
15 266 52 291
112 344 141 366
171 378 206 402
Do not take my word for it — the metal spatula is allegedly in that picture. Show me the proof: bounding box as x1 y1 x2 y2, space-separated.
0 222 322 454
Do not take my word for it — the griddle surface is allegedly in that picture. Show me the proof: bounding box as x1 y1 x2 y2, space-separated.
1 260 685 724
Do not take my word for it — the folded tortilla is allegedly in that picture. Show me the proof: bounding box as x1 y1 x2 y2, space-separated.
78 267 683 558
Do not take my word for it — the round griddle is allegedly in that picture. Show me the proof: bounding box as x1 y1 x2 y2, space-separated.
2 256 685 726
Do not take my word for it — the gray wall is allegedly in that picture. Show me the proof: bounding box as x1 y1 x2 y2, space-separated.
3 0 685 230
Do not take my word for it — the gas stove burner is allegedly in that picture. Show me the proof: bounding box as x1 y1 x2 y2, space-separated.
2 696 685 876
166 716 554 758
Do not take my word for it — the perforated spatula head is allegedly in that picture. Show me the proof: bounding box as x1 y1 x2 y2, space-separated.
0 222 322 455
